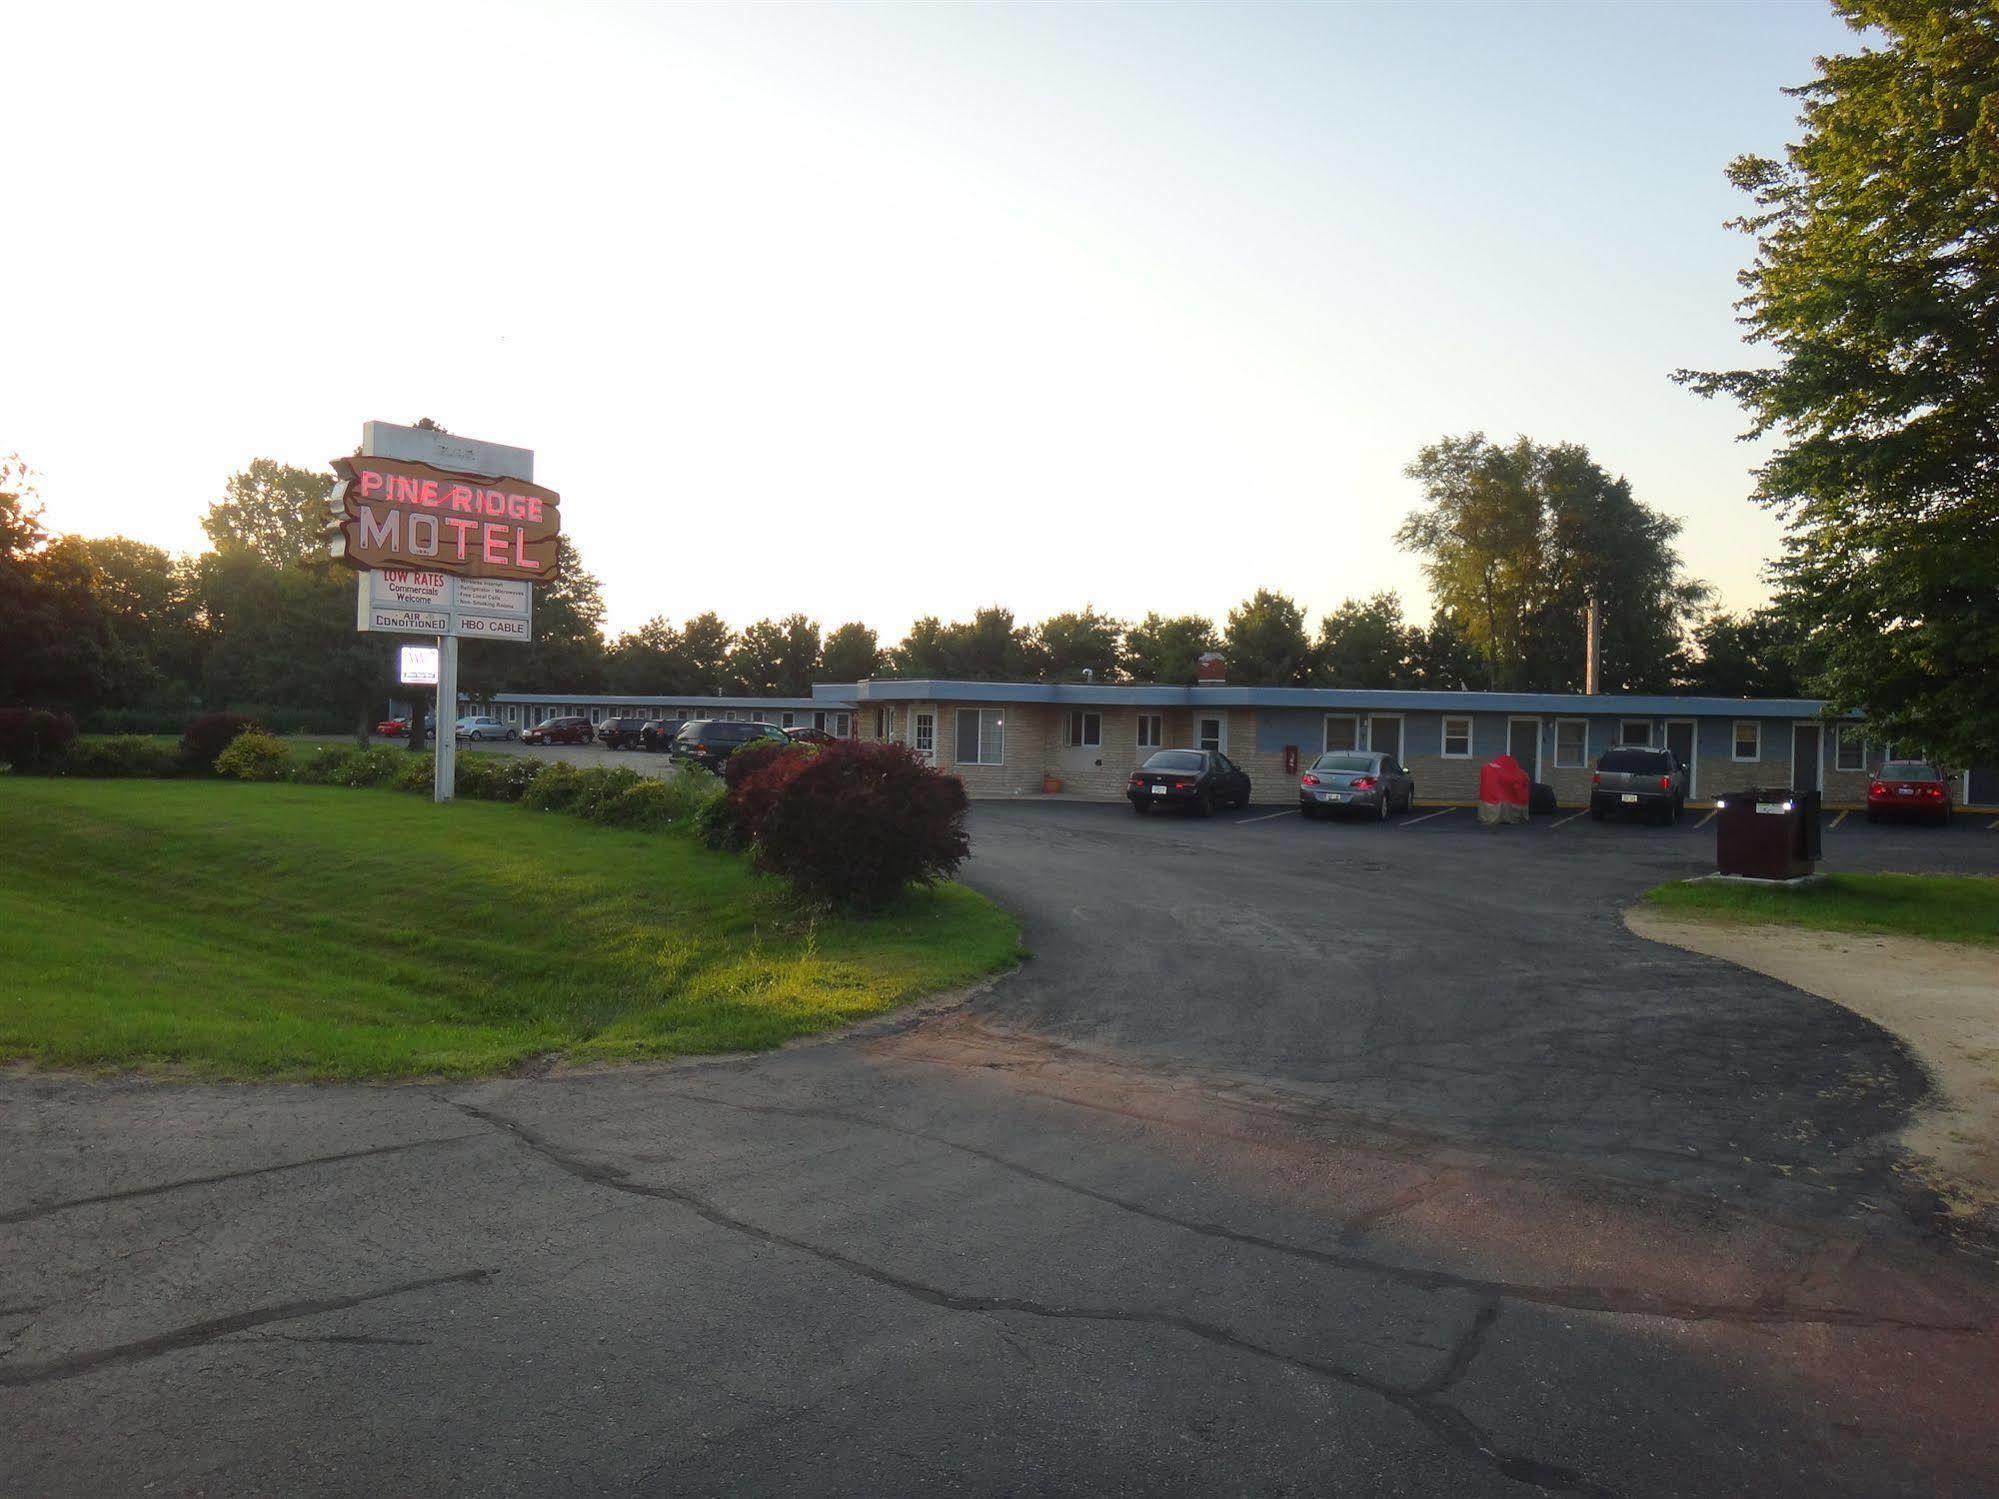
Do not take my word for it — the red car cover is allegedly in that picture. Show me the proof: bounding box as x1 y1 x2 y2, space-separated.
1478 754 1531 825
1479 754 1531 807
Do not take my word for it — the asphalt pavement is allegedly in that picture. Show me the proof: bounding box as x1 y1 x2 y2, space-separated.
4 802 1997 1497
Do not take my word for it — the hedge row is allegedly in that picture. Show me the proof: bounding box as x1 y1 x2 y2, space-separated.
237 736 725 832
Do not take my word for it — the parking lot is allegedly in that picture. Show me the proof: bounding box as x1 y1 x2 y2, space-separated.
4 801 1997 1496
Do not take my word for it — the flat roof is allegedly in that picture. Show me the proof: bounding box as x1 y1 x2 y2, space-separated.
832 678 1845 718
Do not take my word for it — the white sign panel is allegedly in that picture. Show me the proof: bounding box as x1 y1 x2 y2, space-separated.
356 571 533 642
399 645 440 685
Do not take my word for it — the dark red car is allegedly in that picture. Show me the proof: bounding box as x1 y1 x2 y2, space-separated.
374 718 409 738
1867 760 1952 824
523 716 594 745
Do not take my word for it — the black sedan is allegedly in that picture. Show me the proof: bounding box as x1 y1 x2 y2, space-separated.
1127 749 1251 817
638 718 687 753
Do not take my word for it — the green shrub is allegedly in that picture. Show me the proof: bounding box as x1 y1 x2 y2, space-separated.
454 753 541 802
520 761 586 812
292 745 406 787
587 771 722 831
82 696 201 736
0 709 80 773
696 787 748 850
180 713 263 771
214 731 293 783
392 753 437 794
571 767 644 820
55 736 180 778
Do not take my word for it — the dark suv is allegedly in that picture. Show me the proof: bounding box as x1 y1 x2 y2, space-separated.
672 719 785 773
639 718 687 753
597 716 651 750
1589 745 1688 823
523 716 594 745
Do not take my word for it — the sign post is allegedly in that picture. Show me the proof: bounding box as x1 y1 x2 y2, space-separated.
334 423 556 805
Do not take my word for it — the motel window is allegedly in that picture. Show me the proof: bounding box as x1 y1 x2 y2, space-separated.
1064 711 1102 748
1137 714 1163 749
836 713 851 738
1197 715 1225 753
1441 716 1473 759
1618 719 1652 746
954 708 1004 766
1732 722 1761 762
914 712 935 756
1553 719 1587 770
1323 715 1360 754
1834 727 1865 773
750 711 767 723
781 712 796 728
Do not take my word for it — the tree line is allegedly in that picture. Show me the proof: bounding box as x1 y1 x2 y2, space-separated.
4 429 1811 742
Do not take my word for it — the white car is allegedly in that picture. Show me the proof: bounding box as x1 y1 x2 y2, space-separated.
455 716 516 742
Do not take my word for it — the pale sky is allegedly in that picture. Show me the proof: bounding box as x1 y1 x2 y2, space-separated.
3 0 1851 640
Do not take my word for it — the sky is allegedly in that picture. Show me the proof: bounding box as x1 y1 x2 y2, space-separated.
2 0 1856 642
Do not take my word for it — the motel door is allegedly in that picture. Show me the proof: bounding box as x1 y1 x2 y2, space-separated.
1367 716 1403 764
1791 724 1822 792
911 707 937 764
1507 719 1539 780
1665 720 1697 798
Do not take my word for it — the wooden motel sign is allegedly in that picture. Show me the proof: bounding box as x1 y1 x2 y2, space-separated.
331 454 562 582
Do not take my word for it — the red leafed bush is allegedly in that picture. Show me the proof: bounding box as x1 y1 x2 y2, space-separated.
180 712 264 771
745 739 970 910
0 708 78 772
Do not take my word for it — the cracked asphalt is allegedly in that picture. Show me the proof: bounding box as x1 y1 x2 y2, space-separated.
4 803 1998 1496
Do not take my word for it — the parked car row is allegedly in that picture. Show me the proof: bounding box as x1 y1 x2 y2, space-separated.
508 714 834 769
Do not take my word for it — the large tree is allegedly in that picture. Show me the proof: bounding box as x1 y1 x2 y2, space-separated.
1222 589 1311 686
1312 593 1413 688
729 615 822 697
894 608 1036 680
1397 433 1707 692
604 617 694 696
0 459 122 709
1124 612 1217 684
1031 606 1125 681
1675 2 1999 763
1681 608 1809 699
201 458 333 570
678 612 735 697
820 621 882 682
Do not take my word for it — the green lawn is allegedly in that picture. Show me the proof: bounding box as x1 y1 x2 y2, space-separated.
0 779 1019 1079
1644 872 1999 947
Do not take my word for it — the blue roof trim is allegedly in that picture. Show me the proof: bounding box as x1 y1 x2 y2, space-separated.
838 678 1848 718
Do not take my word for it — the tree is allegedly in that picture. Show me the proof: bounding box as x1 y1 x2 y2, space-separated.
1222 589 1311 686
1682 608 1809 699
39 535 202 708
820 621 882 682
1312 593 1413 688
1397 433 1707 692
679 612 735 696
1675 2 1999 763
1404 608 1484 691
893 608 1035 679
1031 607 1125 681
201 459 333 570
895 617 951 677
771 613 821 696
728 619 788 696
1124 612 1217 684
605 617 693 696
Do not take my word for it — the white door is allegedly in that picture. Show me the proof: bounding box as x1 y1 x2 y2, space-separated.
1197 714 1227 754
912 707 936 764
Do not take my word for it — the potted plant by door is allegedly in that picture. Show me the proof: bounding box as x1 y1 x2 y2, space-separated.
1042 774 1063 794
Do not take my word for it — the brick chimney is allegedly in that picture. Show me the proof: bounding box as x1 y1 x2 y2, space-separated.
1195 652 1226 686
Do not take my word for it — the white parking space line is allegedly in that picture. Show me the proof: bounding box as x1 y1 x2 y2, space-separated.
1830 810 1850 830
1695 809 1717 829
1988 816 1999 831
1548 810 1587 829
1399 808 1456 828
1234 809 1296 824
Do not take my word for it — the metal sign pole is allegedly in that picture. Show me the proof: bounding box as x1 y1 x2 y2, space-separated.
434 633 458 803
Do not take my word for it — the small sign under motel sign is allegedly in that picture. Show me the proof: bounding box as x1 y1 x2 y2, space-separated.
331 454 562 582
357 567 533 640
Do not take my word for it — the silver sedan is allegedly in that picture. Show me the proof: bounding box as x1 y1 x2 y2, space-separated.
1298 751 1416 820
